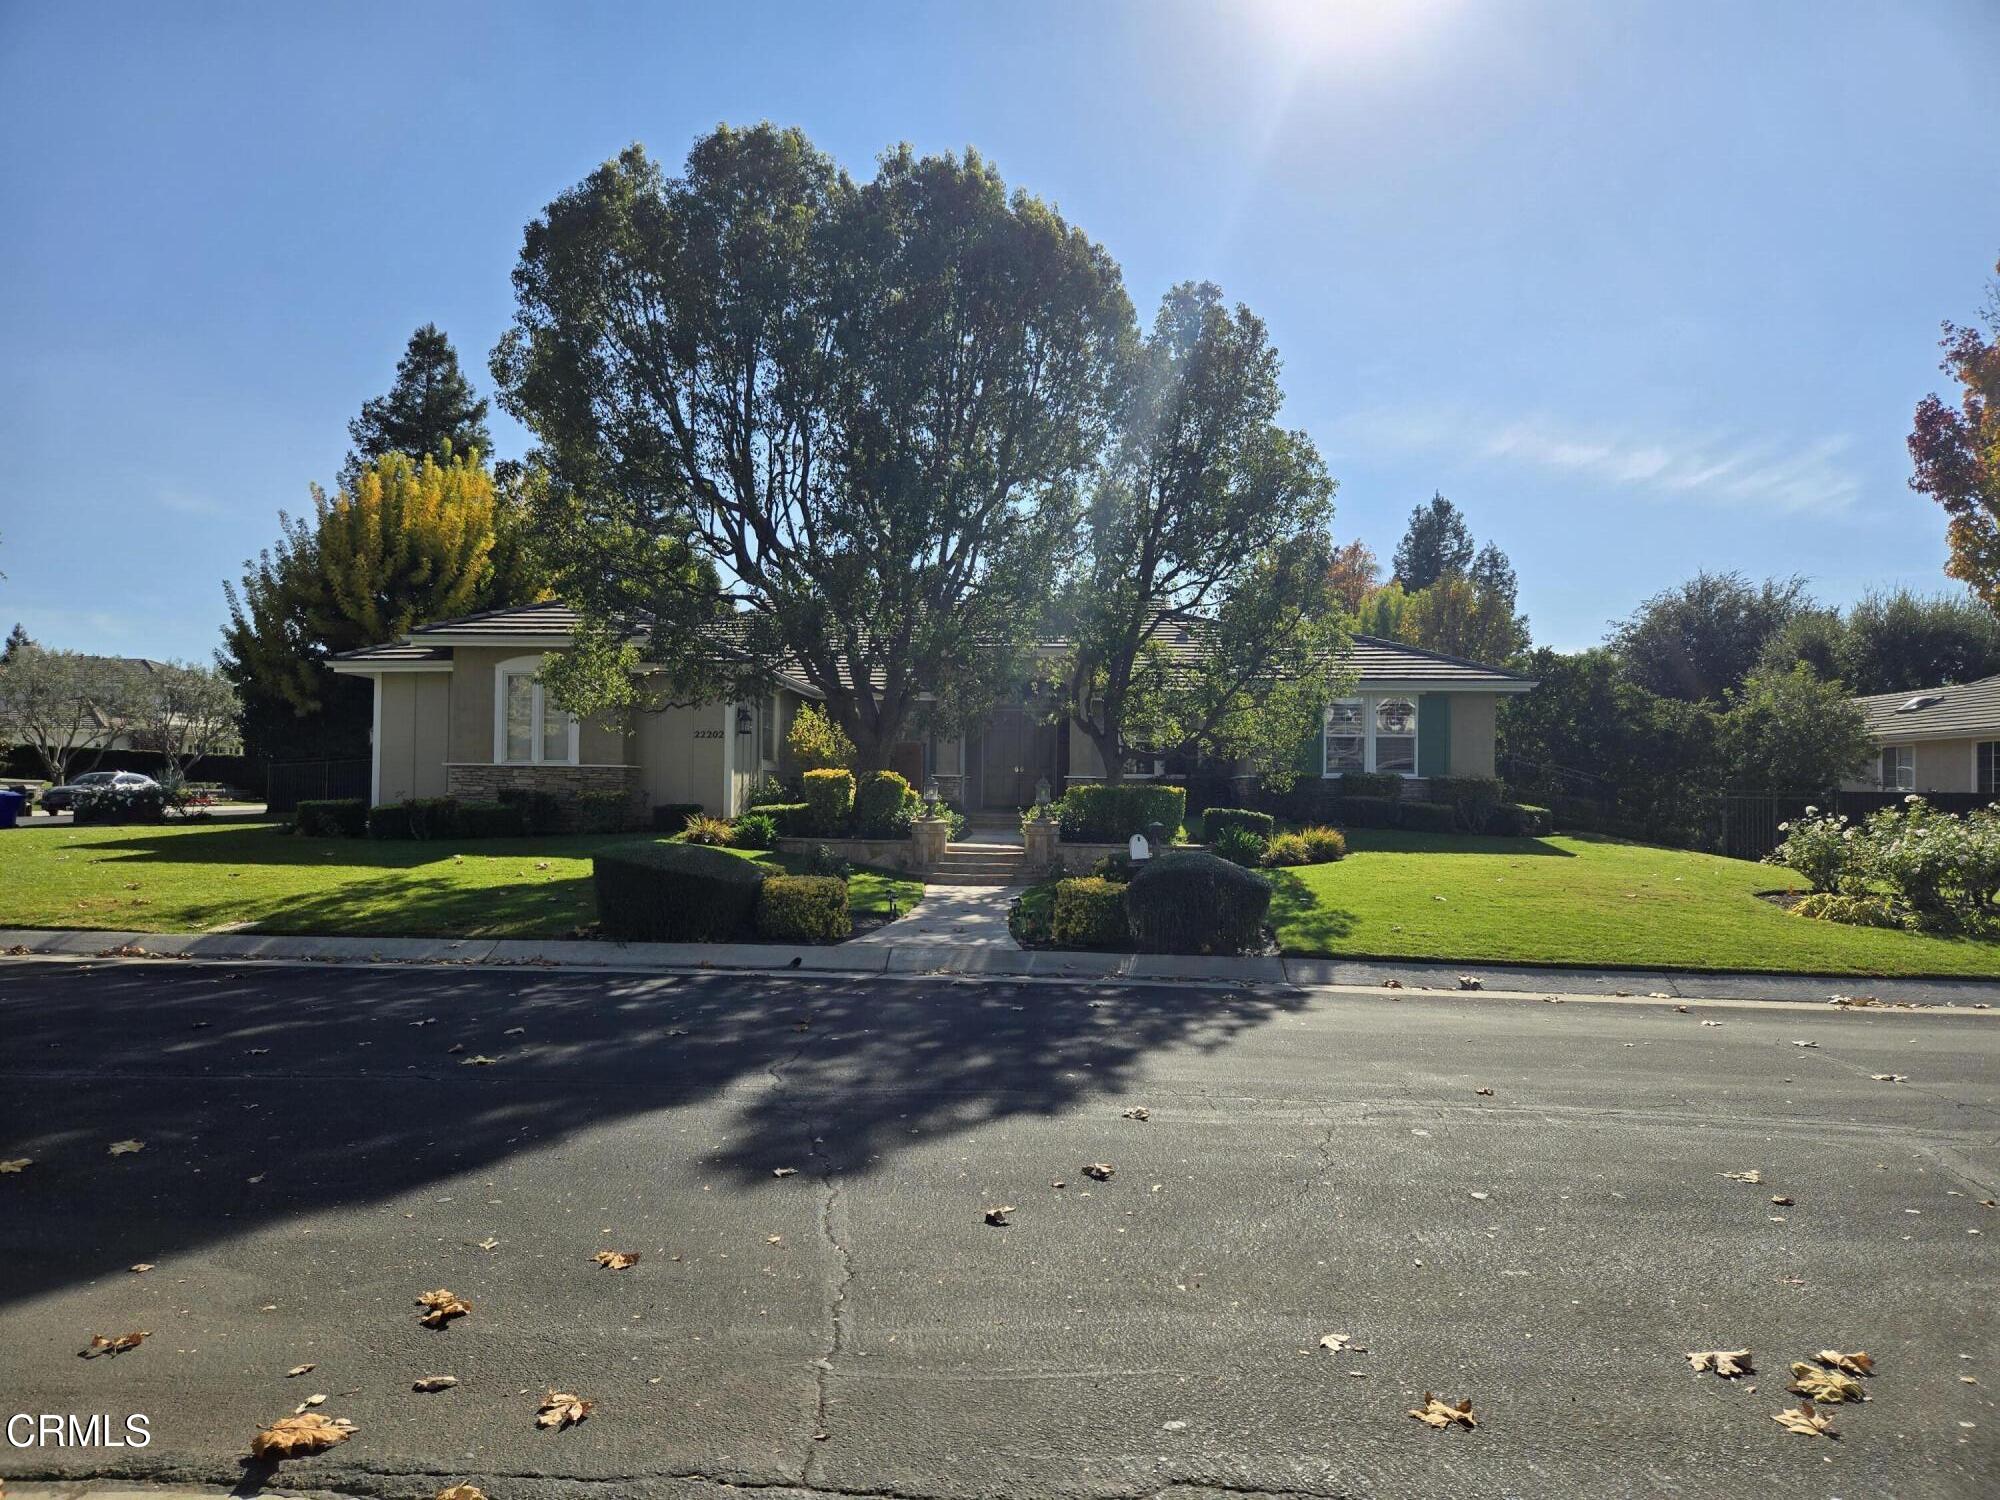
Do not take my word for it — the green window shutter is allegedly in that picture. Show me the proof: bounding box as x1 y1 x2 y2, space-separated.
1417 693 1451 777
1296 709 1325 777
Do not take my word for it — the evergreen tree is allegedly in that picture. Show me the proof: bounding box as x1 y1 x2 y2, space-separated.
341 324 493 489
1 623 31 664
1391 493 1474 590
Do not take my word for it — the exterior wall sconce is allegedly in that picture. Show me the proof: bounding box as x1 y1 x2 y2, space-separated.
735 705 754 735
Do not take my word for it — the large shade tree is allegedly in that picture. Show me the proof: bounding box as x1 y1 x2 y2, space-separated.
490 128 1133 768
1610 570 1808 702
1051 282 1345 783
1909 256 2000 608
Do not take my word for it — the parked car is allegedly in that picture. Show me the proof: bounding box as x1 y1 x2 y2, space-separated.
38 770 159 814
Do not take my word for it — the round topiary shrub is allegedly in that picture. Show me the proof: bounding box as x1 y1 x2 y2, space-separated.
593 840 766 942
1051 876 1131 948
1123 850 1272 955
756 874 851 942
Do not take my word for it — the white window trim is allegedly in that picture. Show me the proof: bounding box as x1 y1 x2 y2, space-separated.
1323 694 1421 778
492 654 580 766
1881 744 1914 792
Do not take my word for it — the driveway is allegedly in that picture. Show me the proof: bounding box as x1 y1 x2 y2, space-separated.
0 960 1993 1498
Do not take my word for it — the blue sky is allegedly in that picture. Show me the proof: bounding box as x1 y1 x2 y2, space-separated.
2 0 1996 662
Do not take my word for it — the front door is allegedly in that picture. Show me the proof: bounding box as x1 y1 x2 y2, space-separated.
978 708 1055 810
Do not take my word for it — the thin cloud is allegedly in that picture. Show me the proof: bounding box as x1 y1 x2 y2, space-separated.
158 487 226 517
1354 409 1861 514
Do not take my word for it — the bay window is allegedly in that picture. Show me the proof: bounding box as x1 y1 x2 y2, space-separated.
494 656 578 766
1323 694 1421 777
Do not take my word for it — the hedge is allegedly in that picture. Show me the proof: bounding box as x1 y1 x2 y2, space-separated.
1331 795 1399 829
501 788 564 835
853 770 915 839
593 840 766 942
1203 806 1275 843
296 798 367 838
1427 776 1504 833
1334 771 1404 800
1056 783 1187 842
1051 877 1131 948
803 769 855 836
368 797 528 840
1124 851 1271 955
1398 800 1458 834
755 874 851 942
72 784 166 826
759 802 813 837
652 802 703 833
575 790 633 834
1487 802 1552 838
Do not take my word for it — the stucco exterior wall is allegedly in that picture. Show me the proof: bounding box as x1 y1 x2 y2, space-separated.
374 672 450 804
446 646 630 767
1066 719 1106 781
636 701 731 814
1841 737 1987 793
1447 692 1498 778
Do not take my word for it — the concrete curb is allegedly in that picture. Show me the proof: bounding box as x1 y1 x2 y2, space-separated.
2 927 1996 1005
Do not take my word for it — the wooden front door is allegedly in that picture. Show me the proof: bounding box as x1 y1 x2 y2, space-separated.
978 708 1056 810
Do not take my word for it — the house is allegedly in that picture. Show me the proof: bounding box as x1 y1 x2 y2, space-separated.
329 603 1535 820
1844 675 2000 794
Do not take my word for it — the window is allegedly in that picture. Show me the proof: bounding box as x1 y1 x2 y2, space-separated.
1979 741 1998 796
495 657 577 766
1878 745 1913 792
761 694 778 764
1323 695 1420 777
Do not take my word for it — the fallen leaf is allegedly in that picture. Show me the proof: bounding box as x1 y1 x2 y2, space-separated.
1870 1074 1908 1083
1771 1196 1794 1207
285 1363 315 1378
592 1250 640 1270
1319 1333 1367 1354
1687 1349 1753 1378
1789 1362 1866 1403
461 1055 499 1067
108 1139 144 1156
413 1375 459 1392
128 1263 154 1274
436 1487 488 1500
767 1234 783 1244
772 1166 798 1178
1382 978 1404 988
1121 1106 1150 1121
1468 1190 1490 1201
504 1027 525 1036
1791 1039 1818 1048
416 1288 472 1328
1701 1020 1724 1027
1816 1349 1874 1377
1771 1400 1836 1437
1456 975 1483 990
1408 1392 1476 1429
294 1393 326 1413
476 1237 500 1251
250 1412 355 1459
1674 1004 1691 1013
1084 1162 1115 1181
0 1158 30 1173
535 1389 593 1429
80 1330 150 1358
1721 1170 1763 1184
984 1205 1014 1226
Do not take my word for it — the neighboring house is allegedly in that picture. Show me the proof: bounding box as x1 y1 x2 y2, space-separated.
30 656 243 756
330 603 1535 818
1845 675 2000 795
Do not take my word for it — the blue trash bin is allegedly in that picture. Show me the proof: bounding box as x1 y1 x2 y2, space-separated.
0 789 24 829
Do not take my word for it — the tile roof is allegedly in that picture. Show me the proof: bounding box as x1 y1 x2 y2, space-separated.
1853 674 2000 742
406 602 584 637
328 642 453 666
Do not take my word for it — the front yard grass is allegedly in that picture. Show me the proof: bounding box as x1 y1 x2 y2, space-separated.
0 820 922 941
1272 829 2000 977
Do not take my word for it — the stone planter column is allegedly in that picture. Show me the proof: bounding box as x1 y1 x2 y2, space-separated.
1023 814 1059 875
911 815 950 870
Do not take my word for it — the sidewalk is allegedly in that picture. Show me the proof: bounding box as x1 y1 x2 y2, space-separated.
3 924 1995 1005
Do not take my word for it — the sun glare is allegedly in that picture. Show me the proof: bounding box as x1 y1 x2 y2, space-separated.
1241 0 1464 68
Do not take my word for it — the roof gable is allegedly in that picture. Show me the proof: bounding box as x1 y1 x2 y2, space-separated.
1853 673 2000 741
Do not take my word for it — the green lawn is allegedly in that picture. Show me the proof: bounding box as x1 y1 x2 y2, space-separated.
0 819 922 941
1271 830 2000 977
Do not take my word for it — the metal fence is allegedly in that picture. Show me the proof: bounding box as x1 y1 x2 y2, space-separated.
266 759 369 815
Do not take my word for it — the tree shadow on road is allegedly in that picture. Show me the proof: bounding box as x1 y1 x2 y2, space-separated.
0 960 1306 1308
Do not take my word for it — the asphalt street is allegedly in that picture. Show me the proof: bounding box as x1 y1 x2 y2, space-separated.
1 959 1995 1500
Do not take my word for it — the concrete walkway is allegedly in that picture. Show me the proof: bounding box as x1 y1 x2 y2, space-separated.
847 881 1023 946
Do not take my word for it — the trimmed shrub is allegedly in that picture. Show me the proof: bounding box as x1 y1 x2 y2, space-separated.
1335 771 1404 800
73 783 166 826
760 802 812 837
854 770 915 839
744 777 794 809
756 874 850 942
575 790 632 834
593 840 765 942
1548 795 1601 832
1332 795 1398 829
801 843 851 878
459 800 528 838
1125 851 1271 955
296 798 367 838
1262 831 1310 867
683 814 737 847
1793 892 1904 929
1427 775 1504 833
1056 783 1188 842
403 797 463 839
1008 884 1055 946
787 702 855 773
731 810 779 850
1398 800 1458 834
1486 802 1552 838
651 803 703 834
1089 850 1135 882
367 801 415 838
1051 877 1131 948
1204 807 1275 843
498 788 564 834
1210 825 1268 867
1263 826 1346 867
803 769 855 836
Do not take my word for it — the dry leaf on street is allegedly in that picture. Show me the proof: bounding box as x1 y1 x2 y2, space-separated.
249 1412 355 1460
1770 1196 1793 1207
1720 1170 1763 1184
1816 1350 1874 1376
293 1394 326 1414
461 1055 499 1067
1408 1393 1476 1429
535 1389 593 1429
413 1376 459 1392
416 1289 472 1327
476 1237 500 1251
285 1364 315 1378
1474 1087 1494 1096
128 1263 154 1273
80 1330 149 1358
1687 1348 1753 1377
436 1487 488 1500
772 1166 798 1178
1121 1106 1150 1121
984 1206 1014 1226
1788 1362 1866 1403
1771 1400 1836 1437
0 1158 30 1173
1084 1162 1115 1181
108 1139 144 1155
1319 1333 1367 1354
592 1251 640 1270
1456 976 1483 990
1870 1074 1908 1083
1700 1020 1724 1027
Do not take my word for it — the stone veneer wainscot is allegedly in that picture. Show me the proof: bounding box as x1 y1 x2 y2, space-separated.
445 763 644 827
